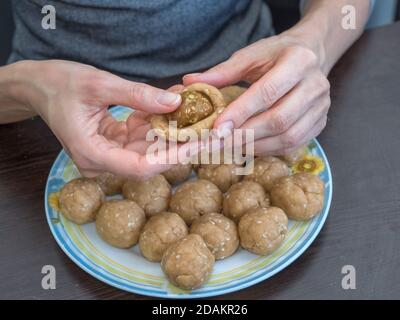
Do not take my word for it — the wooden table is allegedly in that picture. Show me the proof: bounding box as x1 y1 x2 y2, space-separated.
1 22 400 300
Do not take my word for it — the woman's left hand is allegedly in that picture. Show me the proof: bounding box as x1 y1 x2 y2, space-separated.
183 34 330 156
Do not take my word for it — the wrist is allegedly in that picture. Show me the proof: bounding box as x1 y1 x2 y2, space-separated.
0 60 43 112
281 15 328 74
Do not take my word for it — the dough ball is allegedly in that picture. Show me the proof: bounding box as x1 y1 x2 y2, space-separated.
139 212 188 262
239 207 288 255
279 145 308 165
161 234 215 290
59 178 104 224
162 163 192 185
96 200 146 248
190 213 239 260
198 163 242 193
170 179 223 225
271 172 325 221
95 172 126 196
151 83 226 142
244 156 290 192
122 174 171 217
168 90 214 128
223 181 270 223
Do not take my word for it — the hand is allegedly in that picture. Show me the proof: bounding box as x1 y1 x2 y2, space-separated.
183 33 331 156
20 60 197 179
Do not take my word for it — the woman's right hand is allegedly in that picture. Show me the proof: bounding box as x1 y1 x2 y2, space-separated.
2 60 200 179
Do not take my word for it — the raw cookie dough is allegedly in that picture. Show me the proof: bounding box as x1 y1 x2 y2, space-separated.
198 163 242 193
223 181 270 223
170 179 222 225
151 83 226 142
95 172 126 196
96 199 146 248
279 144 308 165
244 156 290 192
271 172 325 221
139 212 188 262
220 85 247 105
59 178 105 224
238 206 288 255
122 174 171 217
162 163 193 185
161 234 215 290
190 212 239 260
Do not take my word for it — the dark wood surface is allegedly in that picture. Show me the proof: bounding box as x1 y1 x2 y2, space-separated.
1 22 400 300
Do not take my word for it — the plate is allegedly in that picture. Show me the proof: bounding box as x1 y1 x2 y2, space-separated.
45 106 332 299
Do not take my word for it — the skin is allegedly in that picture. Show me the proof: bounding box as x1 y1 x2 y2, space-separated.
184 0 370 156
0 60 203 179
0 1 370 176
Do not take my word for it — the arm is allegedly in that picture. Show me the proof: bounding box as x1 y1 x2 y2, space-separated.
184 0 371 155
0 61 37 123
0 60 187 178
295 0 371 74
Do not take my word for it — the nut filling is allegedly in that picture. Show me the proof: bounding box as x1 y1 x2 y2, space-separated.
151 83 226 142
168 91 214 128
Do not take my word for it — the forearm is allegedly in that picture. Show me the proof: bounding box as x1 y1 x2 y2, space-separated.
283 0 371 74
0 61 38 124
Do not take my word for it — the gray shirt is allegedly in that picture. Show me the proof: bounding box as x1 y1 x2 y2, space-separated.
8 0 274 81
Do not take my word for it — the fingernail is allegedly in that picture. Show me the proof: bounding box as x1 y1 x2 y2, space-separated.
184 73 201 79
157 92 181 106
216 121 234 138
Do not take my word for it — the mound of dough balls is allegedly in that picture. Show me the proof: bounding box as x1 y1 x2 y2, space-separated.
161 234 215 290
139 212 188 262
95 172 126 196
223 181 270 223
59 178 105 224
96 200 146 248
198 163 242 193
244 156 290 192
162 163 192 185
271 172 325 221
190 213 239 260
170 179 222 225
122 174 171 217
238 207 288 255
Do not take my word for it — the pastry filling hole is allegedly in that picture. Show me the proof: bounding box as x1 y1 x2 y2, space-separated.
167 91 214 128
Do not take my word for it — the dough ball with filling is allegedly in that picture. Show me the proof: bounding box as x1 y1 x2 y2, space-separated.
161 234 215 290
190 213 239 260
170 179 222 225
271 172 325 221
223 181 270 223
96 199 146 248
139 212 188 262
238 207 288 255
122 174 171 217
59 178 104 224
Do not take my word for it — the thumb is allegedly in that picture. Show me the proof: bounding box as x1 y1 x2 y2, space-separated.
183 53 248 88
101 73 181 114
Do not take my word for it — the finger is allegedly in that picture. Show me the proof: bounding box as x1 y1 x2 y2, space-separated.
183 53 250 88
88 137 204 179
168 84 185 93
253 102 329 155
241 77 330 140
98 72 181 113
213 48 317 132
